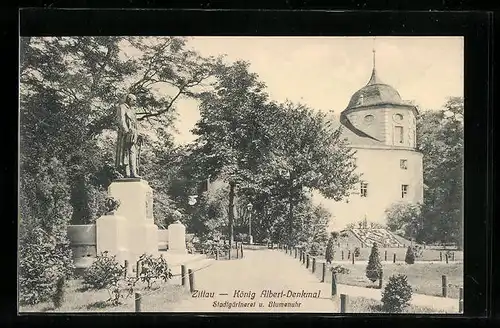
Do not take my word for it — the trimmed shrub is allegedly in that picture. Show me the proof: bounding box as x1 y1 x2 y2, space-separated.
325 235 335 264
83 251 125 290
381 274 413 313
366 243 383 283
18 228 74 305
405 246 416 264
354 247 361 258
330 265 350 274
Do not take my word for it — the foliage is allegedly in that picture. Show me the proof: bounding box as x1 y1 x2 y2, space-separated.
366 243 383 283
412 245 424 259
417 97 464 248
83 252 125 290
354 247 361 258
384 202 422 237
405 246 416 264
138 254 173 289
309 241 325 257
325 234 335 264
52 277 66 309
330 265 350 274
381 274 413 313
18 228 74 305
104 197 121 214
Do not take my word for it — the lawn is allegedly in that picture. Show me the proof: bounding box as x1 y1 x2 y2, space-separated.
342 296 448 314
328 247 463 262
19 278 191 313
312 262 463 299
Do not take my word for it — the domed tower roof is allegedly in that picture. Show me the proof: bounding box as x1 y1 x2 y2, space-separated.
342 49 413 113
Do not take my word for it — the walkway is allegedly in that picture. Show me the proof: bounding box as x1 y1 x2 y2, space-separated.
162 248 459 313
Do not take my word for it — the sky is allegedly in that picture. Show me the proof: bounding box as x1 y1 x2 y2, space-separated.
171 36 463 144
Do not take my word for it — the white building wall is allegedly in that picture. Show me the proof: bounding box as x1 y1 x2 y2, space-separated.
313 146 423 231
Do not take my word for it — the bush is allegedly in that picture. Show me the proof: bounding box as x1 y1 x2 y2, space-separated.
83 251 125 290
138 253 173 289
354 247 361 258
405 246 415 264
186 240 197 254
325 235 335 264
366 243 383 283
18 228 74 305
309 241 325 256
381 274 413 313
330 265 350 274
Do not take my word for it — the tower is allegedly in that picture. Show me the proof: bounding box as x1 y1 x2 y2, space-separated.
319 47 424 231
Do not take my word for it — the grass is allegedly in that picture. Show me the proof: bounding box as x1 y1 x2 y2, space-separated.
342 296 448 314
329 247 462 262
19 278 191 313
313 262 463 299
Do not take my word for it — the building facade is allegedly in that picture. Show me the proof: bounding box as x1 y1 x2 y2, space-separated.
315 53 424 231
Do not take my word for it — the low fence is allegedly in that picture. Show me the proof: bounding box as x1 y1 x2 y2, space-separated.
277 244 464 313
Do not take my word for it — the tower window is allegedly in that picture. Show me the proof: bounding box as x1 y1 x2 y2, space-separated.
394 126 404 144
401 184 409 198
360 182 368 197
400 159 408 169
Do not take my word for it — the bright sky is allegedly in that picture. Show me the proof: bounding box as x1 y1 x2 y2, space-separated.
172 36 464 144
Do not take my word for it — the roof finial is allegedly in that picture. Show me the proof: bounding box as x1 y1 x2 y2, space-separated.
367 37 382 85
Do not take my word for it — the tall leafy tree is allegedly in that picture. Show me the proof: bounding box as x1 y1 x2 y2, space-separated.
416 97 464 247
189 61 278 248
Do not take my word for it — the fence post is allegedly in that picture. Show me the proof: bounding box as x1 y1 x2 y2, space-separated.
294 248 297 258
341 250 344 261
124 260 129 278
321 263 326 282
312 257 316 273
240 243 244 258
442 275 448 297
384 250 387 261
440 252 443 261
331 271 337 297
306 254 310 269
347 250 350 259
459 287 464 312
188 269 195 293
351 252 355 264
135 292 142 312
303 252 306 265
378 271 383 289
445 253 449 264
181 265 186 286
215 249 219 260
236 246 240 259
393 253 396 263
229 247 232 260
340 294 348 313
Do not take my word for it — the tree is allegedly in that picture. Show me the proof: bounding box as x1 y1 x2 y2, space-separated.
366 243 383 283
189 61 277 249
20 36 220 225
325 233 336 264
384 202 422 238
381 274 413 313
417 97 464 247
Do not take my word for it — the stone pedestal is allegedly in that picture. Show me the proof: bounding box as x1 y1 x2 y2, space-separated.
167 220 187 254
106 178 159 263
96 214 129 265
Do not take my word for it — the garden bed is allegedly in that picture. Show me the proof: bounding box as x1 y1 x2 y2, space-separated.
19 278 190 313
345 296 447 314
313 262 463 299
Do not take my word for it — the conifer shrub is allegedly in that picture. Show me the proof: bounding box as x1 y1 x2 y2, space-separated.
405 246 416 264
381 274 413 313
325 235 335 264
366 243 383 283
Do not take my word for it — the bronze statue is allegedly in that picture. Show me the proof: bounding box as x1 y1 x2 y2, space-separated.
115 94 142 178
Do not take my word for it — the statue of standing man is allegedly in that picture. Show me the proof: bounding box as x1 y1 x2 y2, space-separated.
115 94 142 178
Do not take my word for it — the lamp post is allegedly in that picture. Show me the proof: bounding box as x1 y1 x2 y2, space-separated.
246 203 253 245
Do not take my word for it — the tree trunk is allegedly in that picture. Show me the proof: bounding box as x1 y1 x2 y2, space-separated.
228 181 236 249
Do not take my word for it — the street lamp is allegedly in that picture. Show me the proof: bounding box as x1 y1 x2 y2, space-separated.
246 203 253 245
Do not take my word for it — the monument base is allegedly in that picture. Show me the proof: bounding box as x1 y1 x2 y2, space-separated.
96 214 129 265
